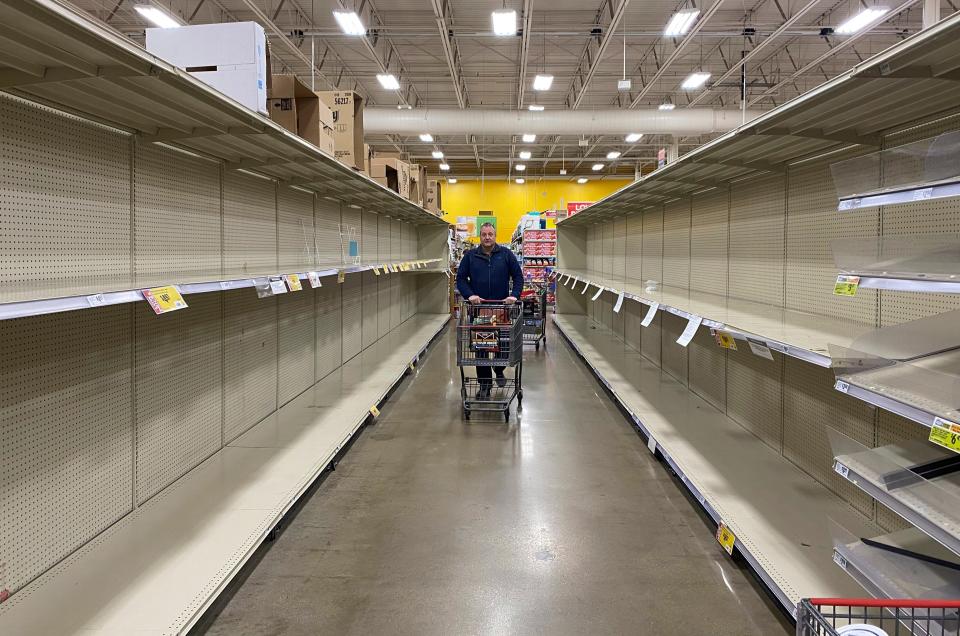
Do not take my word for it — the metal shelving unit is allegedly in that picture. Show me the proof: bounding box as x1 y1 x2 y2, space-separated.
554 314 879 616
0 314 449 635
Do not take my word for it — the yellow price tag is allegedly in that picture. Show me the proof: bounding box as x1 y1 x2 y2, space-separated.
716 522 736 555
285 274 302 291
337 270 345 284
929 418 960 454
834 274 860 296
369 405 380 418
373 267 381 276
713 330 737 350
143 286 188 314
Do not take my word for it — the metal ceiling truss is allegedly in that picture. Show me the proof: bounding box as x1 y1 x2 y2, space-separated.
564 0 631 109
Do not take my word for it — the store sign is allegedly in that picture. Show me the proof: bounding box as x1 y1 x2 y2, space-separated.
567 202 593 216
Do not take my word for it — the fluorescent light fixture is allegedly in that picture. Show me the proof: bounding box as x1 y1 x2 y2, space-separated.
560 168 567 175
664 10 700 37
835 7 889 34
518 150 532 159
419 133 434 142
532 74 554 91
432 150 444 159
515 178 525 184
333 10 366 35
522 133 536 143
606 151 622 160
134 4 182 28
577 177 588 184
681 72 711 90
592 163 605 171
528 104 545 111
439 163 450 171
397 104 412 109
492 9 517 35
448 178 457 184
658 101 676 111
515 164 526 171
377 74 400 90
625 133 643 143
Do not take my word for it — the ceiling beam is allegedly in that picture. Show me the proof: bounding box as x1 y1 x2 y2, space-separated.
566 0 631 109
517 0 534 109
429 0 468 109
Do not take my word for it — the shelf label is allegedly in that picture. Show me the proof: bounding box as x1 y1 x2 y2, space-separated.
677 315 703 347
308 272 322 288
713 330 737 350
86 293 108 307
269 280 288 295
832 551 848 570
747 337 774 360
834 379 850 394
337 270 346 284
647 435 657 454
716 522 736 555
591 286 604 301
613 292 625 313
834 274 860 296
833 461 850 479
373 267 380 275
369 405 380 418
285 274 302 292
641 302 659 327
381 264 389 274
913 187 934 201
581 281 590 295
143 286 188 314
929 417 960 454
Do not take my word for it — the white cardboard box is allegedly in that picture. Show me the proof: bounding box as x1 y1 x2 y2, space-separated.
146 22 267 115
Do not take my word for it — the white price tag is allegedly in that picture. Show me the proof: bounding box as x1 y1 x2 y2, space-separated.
269 280 287 295
613 292 625 313
640 302 659 327
581 281 590 295
913 187 933 201
834 461 850 479
834 380 850 394
833 551 848 570
676 315 703 347
591 286 604 301
308 272 322 288
647 435 657 454
86 293 108 307
747 338 774 361
562 274 569 284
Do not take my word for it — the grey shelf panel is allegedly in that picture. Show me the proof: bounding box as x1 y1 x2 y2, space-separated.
0 314 450 635
554 314 878 616
0 0 447 226
557 269 865 367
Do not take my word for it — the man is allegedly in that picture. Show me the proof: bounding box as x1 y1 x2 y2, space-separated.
456 222 524 398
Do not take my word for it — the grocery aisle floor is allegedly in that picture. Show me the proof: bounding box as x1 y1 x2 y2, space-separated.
200 321 792 636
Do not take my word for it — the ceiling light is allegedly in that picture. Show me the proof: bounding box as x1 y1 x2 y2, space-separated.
432 150 444 159
439 163 450 171
492 9 517 36
664 10 700 37
606 151 621 160
397 104 412 109
592 163 605 171
625 133 643 143
448 178 457 184
518 150 531 159
515 178 525 184
134 4 183 28
333 10 366 35
533 74 554 91
377 74 400 90
419 133 433 142
658 101 676 111
617 79 632 91
560 168 567 175
528 104 545 111
681 72 711 90
835 7 889 34
522 133 536 143
515 164 526 171
577 177 588 184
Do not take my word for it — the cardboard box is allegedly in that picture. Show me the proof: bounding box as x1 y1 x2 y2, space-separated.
370 157 412 197
146 22 268 115
267 75 317 140
363 144 371 175
317 91 365 169
397 160 411 199
425 179 442 213
408 164 425 205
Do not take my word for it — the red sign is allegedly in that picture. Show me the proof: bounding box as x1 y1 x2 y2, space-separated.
545 210 557 218
567 201 593 216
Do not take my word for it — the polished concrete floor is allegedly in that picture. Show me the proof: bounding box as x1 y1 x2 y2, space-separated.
201 322 793 635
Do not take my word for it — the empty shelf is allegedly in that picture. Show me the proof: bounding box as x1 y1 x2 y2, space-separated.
0 314 449 635
554 314 878 615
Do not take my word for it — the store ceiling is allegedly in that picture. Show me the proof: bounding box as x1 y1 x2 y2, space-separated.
73 0 940 179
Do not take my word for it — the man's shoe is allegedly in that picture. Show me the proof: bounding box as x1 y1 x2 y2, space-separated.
477 387 491 400
495 371 507 388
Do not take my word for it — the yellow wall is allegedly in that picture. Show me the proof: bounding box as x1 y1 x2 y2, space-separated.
441 179 631 243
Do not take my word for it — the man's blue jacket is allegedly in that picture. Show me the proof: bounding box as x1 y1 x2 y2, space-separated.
456 243 524 301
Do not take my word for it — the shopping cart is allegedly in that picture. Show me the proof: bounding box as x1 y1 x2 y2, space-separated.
521 287 547 351
797 598 960 636
457 301 523 421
